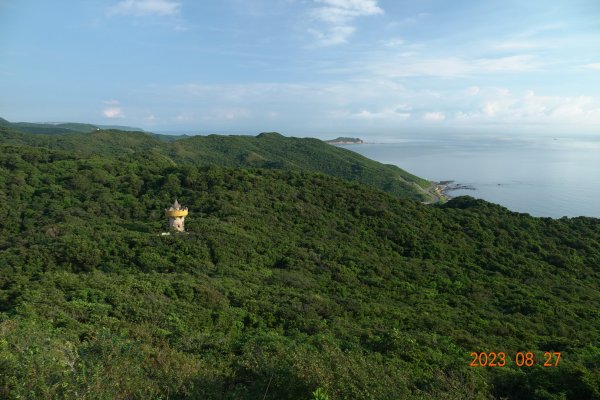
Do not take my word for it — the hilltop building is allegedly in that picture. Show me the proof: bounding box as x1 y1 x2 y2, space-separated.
165 199 188 232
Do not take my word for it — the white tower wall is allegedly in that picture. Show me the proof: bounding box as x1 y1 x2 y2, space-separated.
169 216 185 232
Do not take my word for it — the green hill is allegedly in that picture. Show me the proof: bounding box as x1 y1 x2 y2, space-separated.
96 124 145 131
0 143 598 399
0 117 141 135
169 132 429 199
0 117 77 135
0 125 433 201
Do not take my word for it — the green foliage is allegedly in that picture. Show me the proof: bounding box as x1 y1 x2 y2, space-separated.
0 124 432 201
0 140 598 399
0 117 142 135
0 117 98 135
313 387 330 400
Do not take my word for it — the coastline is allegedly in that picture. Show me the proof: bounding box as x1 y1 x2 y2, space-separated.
437 181 452 201
422 182 447 204
435 181 477 201
423 180 478 204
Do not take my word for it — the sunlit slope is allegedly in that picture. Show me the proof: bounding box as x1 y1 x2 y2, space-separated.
0 144 598 399
171 132 430 200
1 126 432 201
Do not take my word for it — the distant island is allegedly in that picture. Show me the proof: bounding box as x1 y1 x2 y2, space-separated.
325 137 364 145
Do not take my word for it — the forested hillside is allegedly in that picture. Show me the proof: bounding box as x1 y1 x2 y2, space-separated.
0 117 142 134
0 143 598 399
0 124 432 201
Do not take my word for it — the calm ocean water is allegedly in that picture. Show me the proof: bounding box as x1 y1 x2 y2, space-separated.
338 137 600 218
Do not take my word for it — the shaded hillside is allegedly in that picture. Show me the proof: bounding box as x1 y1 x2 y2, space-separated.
0 117 84 135
0 144 598 399
0 126 432 201
0 117 141 135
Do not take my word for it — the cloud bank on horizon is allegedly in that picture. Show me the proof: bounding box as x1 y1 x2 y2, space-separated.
0 0 599 137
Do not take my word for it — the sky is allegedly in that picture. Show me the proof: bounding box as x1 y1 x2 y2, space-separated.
1 0 599 139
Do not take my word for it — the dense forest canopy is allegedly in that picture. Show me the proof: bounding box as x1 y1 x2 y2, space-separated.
0 123 431 201
0 117 142 134
0 125 599 399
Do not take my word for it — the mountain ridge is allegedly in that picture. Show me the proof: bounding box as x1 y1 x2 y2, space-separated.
0 117 143 134
0 122 435 202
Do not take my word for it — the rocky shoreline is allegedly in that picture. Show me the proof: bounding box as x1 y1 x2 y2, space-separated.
436 180 476 200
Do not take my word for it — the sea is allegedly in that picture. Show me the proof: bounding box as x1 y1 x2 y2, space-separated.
337 136 600 219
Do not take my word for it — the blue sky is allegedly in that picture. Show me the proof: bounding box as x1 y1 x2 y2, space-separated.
1 0 599 138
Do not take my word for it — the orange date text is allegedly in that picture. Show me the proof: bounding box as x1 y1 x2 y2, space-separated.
469 352 561 367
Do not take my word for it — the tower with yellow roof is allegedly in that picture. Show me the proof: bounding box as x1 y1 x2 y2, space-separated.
165 199 188 232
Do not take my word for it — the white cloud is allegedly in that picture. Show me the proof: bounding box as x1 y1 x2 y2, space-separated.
520 23 563 38
476 88 512 117
203 108 250 121
493 41 539 50
466 86 480 96
383 38 405 48
143 80 419 132
313 0 383 23
138 82 600 134
341 104 412 120
310 0 383 45
482 100 510 117
109 0 181 17
423 112 445 121
372 55 540 78
538 95 597 120
171 108 250 124
309 26 356 46
454 89 600 126
103 107 124 118
581 63 600 71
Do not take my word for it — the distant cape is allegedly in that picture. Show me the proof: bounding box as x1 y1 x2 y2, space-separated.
325 137 364 144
